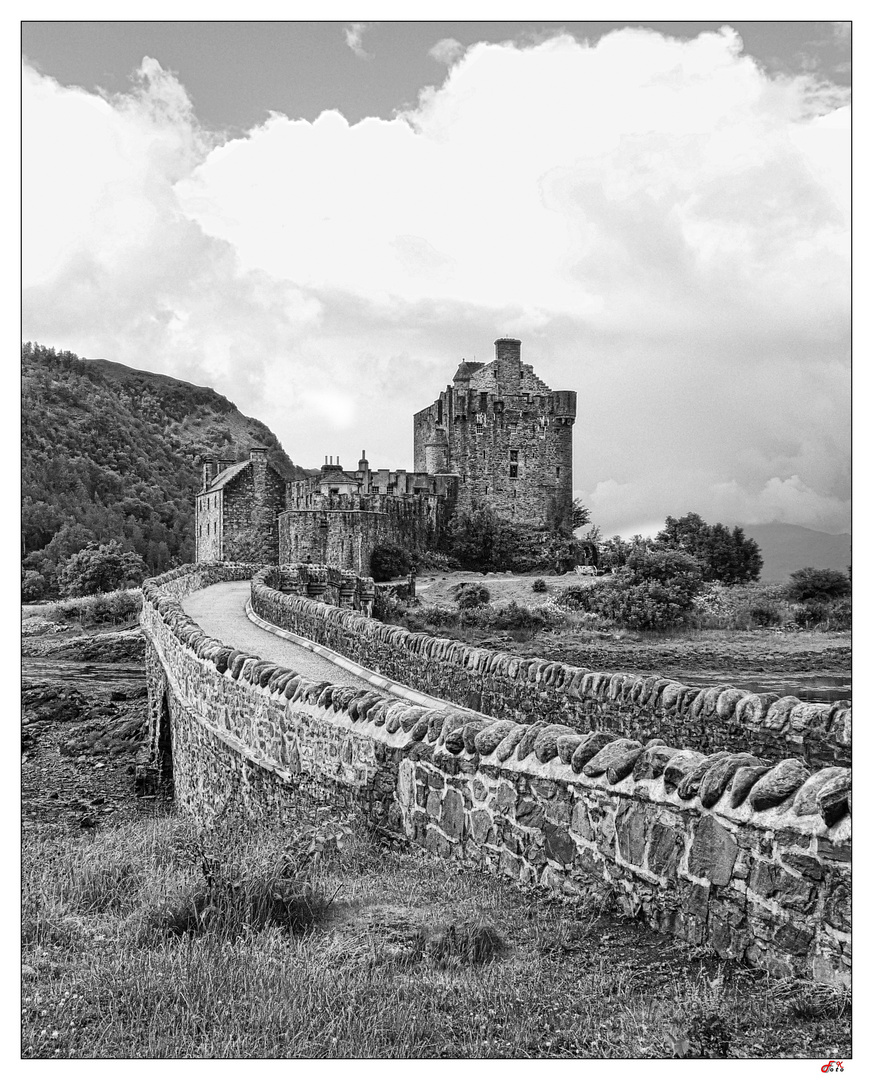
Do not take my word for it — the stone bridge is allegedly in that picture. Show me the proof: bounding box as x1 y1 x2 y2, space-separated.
140 563 851 986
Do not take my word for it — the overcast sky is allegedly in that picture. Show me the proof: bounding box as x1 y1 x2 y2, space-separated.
22 20 850 537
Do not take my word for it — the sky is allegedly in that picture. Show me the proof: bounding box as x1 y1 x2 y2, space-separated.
21 18 851 538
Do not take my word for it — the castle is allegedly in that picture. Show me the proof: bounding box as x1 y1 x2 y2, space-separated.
195 337 576 574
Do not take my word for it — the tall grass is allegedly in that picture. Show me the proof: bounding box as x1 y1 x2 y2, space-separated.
22 810 850 1058
29 589 142 628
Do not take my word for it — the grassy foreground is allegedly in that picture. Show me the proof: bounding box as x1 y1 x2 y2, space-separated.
21 803 850 1060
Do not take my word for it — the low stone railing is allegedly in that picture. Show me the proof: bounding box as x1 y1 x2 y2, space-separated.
249 570 850 769
140 564 851 986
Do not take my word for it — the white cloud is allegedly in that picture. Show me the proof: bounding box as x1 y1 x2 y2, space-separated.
22 29 850 532
344 23 372 61
429 38 464 66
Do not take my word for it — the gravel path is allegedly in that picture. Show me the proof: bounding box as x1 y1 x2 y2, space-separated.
181 581 373 691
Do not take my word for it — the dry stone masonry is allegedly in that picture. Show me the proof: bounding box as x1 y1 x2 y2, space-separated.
141 564 851 986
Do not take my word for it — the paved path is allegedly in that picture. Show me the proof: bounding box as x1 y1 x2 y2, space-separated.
181 581 373 691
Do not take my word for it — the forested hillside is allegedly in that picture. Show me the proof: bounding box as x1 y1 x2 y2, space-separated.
22 343 310 595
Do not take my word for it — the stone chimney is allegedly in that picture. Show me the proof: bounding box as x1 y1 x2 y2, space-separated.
201 459 219 489
494 337 522 393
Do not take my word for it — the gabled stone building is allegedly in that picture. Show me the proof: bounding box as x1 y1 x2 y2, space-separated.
195 338 575 574
195 447 285 564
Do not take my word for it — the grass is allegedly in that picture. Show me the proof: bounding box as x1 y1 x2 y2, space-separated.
22 808 851 1059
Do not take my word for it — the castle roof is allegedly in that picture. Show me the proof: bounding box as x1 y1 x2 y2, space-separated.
202 460 253 494
452 360 485 382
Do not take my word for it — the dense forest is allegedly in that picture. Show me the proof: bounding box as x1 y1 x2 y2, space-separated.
22 343 311 596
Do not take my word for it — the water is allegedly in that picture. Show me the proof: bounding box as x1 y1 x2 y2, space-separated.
673 672 850 704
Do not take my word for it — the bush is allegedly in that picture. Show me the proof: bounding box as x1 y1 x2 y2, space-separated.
786 567 851 603
454 583 491 609
531 578 547 593
57 540 147 597
569 549 703 631
370 544 414 582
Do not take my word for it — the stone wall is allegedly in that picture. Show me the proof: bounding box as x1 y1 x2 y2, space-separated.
141 564 850 986
278 491 447 575
249 572 850 770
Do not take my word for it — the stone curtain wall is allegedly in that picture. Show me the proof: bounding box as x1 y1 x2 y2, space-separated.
249 572 850 770
141 564 850 985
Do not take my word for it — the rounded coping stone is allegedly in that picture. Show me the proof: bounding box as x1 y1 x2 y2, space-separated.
698 753 762 809
515 722 548 762
475 720 517 756
570 730 616 773
792 767 846 816
534 724 577 764
676 751 731 801
583 737 642 778
816 771 851 826
747 758 810 811
493 724 526 762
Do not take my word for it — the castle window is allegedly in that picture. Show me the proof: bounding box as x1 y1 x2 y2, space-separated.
556 466 561 478
480 392 488 412
437 399 443 424
510 449 519 462
509 464 518 479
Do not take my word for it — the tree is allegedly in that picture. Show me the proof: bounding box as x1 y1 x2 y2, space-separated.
57 541 147 597
655 513 761 584
786 567 851 603
444 504 526 572
370 544 414 582
21 570 48 603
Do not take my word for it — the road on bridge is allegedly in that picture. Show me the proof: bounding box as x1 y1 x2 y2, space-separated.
182 581 375 692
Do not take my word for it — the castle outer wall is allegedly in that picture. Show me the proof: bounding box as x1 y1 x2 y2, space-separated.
414 338 576 527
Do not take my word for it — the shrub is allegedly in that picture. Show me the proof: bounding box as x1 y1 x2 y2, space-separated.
454 583 491 609
786 567 851 603
370 544 414 582
569 549 703 631
531 578 547 593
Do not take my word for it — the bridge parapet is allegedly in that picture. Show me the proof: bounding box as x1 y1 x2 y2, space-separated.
249 570 850 770
138 564 851 986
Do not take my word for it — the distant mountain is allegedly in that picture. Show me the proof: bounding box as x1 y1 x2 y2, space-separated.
739 522 851 582
22 342 311 591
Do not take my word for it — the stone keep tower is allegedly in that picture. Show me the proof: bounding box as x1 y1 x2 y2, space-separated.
413 338 576 527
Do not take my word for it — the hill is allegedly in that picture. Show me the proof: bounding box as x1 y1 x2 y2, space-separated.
739 522 851 582
22 342 311 593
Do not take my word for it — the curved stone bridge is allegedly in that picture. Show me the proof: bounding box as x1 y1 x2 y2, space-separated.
140 563 851 986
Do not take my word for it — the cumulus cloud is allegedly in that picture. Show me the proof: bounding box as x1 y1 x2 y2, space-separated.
344 23 372 60
429 38 465 65
22 29 849 533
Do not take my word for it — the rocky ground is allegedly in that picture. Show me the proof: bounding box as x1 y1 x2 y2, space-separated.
22 622 161 830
